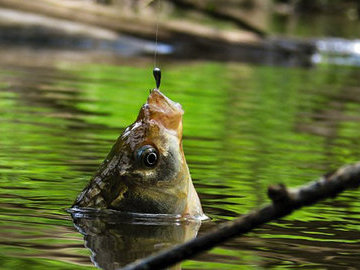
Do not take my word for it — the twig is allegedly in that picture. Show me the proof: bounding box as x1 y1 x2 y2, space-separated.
121 162 360 270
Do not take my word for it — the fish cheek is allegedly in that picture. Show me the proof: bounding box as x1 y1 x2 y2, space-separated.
155 146 181 183
109 176 129 208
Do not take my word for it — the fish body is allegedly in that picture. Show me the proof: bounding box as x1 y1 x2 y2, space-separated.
73 89 203 218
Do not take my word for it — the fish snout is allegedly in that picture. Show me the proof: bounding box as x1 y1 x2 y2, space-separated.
144 89 184 137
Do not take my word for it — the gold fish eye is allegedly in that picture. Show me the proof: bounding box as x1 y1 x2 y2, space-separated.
136 145 159 168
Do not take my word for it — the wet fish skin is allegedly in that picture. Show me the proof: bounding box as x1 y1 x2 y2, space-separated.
73 89 203 218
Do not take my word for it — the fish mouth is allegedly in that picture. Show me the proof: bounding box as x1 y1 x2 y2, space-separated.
137 89 184 137
147 89 183 115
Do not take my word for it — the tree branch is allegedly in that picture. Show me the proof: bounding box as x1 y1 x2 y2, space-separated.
121 162 360 270
168 0 267 37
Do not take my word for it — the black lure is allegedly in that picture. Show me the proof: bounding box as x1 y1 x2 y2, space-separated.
153 67 161 89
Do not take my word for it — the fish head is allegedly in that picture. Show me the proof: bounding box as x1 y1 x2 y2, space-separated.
120 89 186 188
73 89 203 218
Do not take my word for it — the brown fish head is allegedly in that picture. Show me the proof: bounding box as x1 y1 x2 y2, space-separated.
73 89 203 218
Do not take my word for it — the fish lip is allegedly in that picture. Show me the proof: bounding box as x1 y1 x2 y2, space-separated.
147 89 184 115
133 89 184 137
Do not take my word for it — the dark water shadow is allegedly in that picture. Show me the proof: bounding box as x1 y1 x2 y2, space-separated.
69 208 203 270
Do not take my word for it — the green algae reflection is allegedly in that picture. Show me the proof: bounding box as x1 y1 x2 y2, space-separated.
0 61 360 269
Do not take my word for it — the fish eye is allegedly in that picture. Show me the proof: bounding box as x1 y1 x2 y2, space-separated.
136 145 159 168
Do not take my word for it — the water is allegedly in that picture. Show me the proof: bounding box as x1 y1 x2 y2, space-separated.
1 46 360 270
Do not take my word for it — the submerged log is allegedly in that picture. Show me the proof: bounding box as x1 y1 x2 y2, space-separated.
122 162 360 270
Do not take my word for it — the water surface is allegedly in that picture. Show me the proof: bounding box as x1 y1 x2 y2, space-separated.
0 51 360 269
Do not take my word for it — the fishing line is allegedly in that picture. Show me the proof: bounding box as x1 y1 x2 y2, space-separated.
153 0 161 89
153 1 160 69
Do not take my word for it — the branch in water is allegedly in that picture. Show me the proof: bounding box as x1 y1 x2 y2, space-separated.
121 162 360 270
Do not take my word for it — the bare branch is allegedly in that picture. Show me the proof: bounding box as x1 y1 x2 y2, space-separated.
121 162 360 270
168 0 267 37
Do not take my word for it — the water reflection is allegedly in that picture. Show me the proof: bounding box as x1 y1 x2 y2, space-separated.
313 38 360 66
70 209 201 270
1 48 360 270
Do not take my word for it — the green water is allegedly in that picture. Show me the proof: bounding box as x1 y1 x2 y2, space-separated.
1 55 360 269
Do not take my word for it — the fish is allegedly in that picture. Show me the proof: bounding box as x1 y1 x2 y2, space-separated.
72 89 204 218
